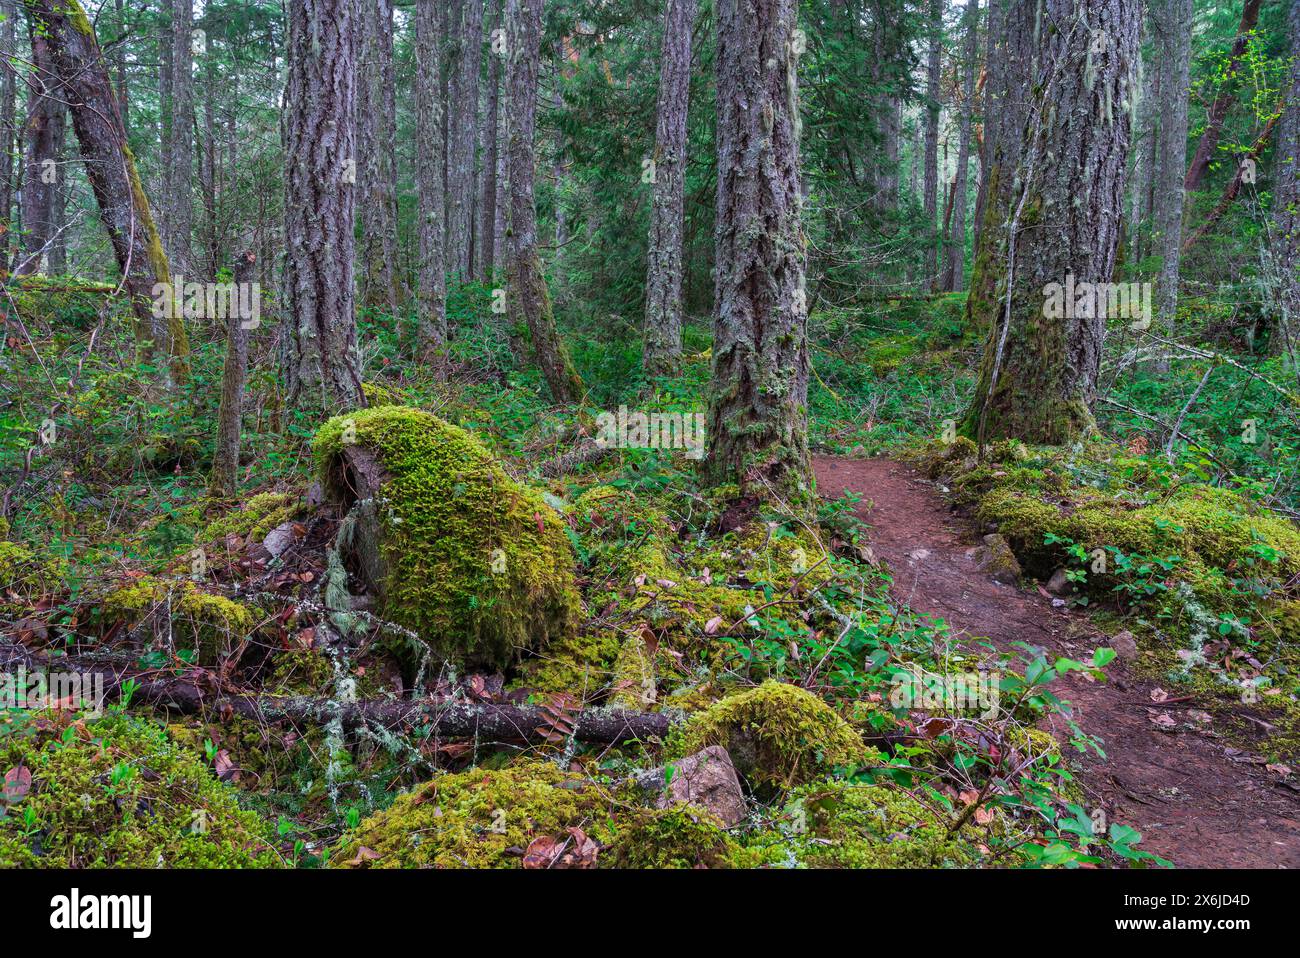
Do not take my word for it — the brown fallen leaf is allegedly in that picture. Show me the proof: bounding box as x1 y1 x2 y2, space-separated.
1150 687 1169 703
2 765 32 803
347 846 381 866
704 616 724 635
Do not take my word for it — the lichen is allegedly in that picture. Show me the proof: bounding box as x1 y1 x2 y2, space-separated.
313 406 580 673
668 681 872 791
0 714 280 868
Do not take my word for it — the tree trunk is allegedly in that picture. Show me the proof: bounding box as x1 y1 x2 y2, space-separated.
13 13 62 275
1150 0 1193 371
209 250 256 498
943 0 979 292
922 0 943 289
415 0 448 371
960 0 1139 445
706 0 811 504
358 0 400 314
283 0 365 414
23 0 188 379
0 0 19 266
477 0 502 282
642 0 698 377
168 0 194 277
1129 23 1153 261
505 0 583 403
46 107 66 273
1184 0 1263 193
1273 0 1300 358
448 0 484 280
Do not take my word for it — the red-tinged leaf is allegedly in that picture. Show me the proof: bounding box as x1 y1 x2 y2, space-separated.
522 835 562 869
213 750 238 782
535 512 545 534
3 766 32 803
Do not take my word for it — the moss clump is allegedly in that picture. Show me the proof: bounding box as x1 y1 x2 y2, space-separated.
331 762 608 869
361 381 402 407
100 576 258 664
0 714 280 868
735 780 980 868
201 491 305 544
602 806 738 869
0 541 66 600
669 682 871 791
313 406 579 672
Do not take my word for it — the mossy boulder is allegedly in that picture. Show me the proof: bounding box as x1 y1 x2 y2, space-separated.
735 780 980 868
0 714 280 868
313 406 580 672
669 681 872 791
331 762 609 869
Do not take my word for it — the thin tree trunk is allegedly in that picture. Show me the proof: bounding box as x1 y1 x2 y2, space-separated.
448 0 484 280
209 250 256 498
284 0 365 414
1184 0 1263 192
960 0 1139 445
24 0 188 380
168 0 193 277
642 0 698 377
0 0 19 266
706 0 811 503
1129 23 1153 261
358 0 400 314
943 0 979 292
1150 0 1193 371
1272 0 1300 358
14 13 62 275
922 0 942 289
415 0 448 372
477 0 502 282
46 107 66 273
505 0 583 403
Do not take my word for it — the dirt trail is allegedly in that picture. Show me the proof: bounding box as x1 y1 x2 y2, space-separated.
814 455 1300 868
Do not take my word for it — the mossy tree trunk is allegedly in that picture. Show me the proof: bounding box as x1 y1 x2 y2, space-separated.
642 0 698 377
705 0 812 504
960 0 1139 446
209 250 256 498
23 0 189 380
415 0 448 372
283 0 366 415
504 0 583 404
1274 0 1300 357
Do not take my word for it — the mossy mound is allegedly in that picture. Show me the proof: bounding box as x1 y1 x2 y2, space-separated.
602 806 738 869
0 540 67 601
100 576 259 664
735 780 980 868
313 406 580 672
0 714 280 868
200 491 305 545
331 762 610 869
669 682 871 791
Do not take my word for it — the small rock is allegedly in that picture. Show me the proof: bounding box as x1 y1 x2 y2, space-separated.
907 548 931 563
262 521 301 558
1051 598 1067 608
1045 568 1073 596
976 533 1021 585
1110 630 1138 661
656 746 747 828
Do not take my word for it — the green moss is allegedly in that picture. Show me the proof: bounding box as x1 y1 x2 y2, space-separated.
0 714 280 868
0 541 66 600
603 806 738 869
361 381 401 407
734 780 980 868
100 576 259 664
201 491 305 544
330 762 609 868
669 681 872 791
313 406 579 672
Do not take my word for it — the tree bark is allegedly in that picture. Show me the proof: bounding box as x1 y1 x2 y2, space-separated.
642 0 698 377
505 0 583 403
23 0 188 379
1184 0 1263 193
960 0 1139 445
943 0 979 292
1129 21 1154 261
283 0 365 415
477 0 502 282
209 250 256 498
1149 0 1193 371
922 0 943 289
706 0 811 504
168 0 193 277
1272 0 1300 357
415 0 448 371
448 0 484 280
13 12 62 275
357 0 400 314
0 0 17 266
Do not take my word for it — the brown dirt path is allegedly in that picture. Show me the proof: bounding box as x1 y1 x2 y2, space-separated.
814 455 1300 868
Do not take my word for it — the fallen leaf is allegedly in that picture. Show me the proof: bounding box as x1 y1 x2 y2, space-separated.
704 616 724 635
2 766 31 803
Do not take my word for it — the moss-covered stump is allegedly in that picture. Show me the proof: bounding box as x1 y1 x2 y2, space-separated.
669 682 872 792
330 762 610 869
313 406 580 672
0 714 280 868
99 575 259 665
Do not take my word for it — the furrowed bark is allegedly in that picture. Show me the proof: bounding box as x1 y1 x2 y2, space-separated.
477 0 502 282
13 13 62 275
943 0 979 292
168 0 193 277
358 0 401 314
415 0 448 371
448 0 484 280
1272 0 1300 356
921 0 942 289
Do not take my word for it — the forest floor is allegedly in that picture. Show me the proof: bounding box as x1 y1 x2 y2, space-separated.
814 454 1300 868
